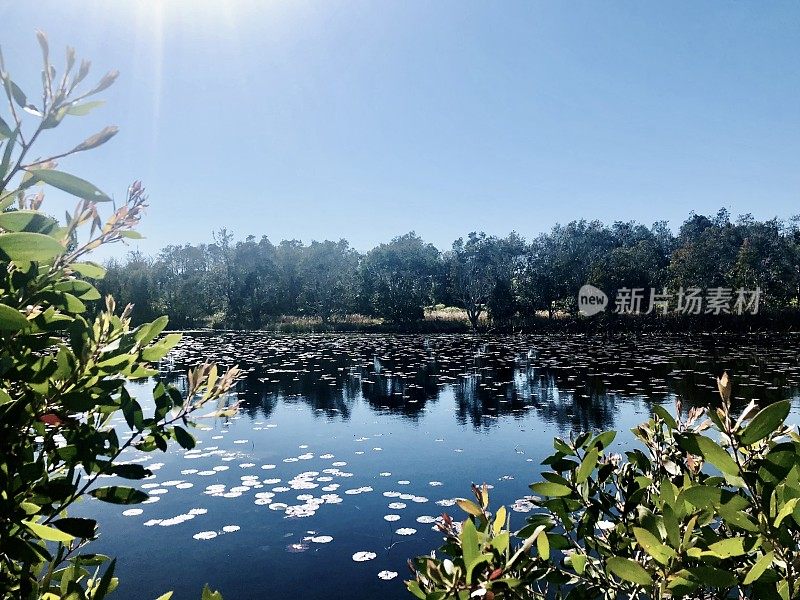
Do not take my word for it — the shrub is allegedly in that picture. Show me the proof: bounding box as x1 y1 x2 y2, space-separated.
409 373 800 599
0 33 234 598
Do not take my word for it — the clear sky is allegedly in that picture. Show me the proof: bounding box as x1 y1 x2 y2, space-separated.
2 1 799 257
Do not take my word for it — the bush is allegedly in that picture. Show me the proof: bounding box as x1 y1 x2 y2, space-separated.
0 33 234 599
409 373 800 599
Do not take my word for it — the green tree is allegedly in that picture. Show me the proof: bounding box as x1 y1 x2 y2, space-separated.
448 232 498 330
731 217 796 307
360 232 441 323
298 239 359 324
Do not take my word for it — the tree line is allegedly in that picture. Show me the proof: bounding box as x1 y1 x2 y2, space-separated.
99 209 800 329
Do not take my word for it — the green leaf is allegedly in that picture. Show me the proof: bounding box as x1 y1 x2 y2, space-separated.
652 405 678 429
73 553 111 567
536 532 550 560
142 333 181 362
461 519 480 565
682 485 723 507
135 315 169 346
70 261 107 279
0 210 59 234
607 556 653 586
570 553 587 575
46 291 86 313
576 448 599 484
173 425 196 450
466 553 490 584
704 537 747 558
54 279 101 300
493 505 506 535
20 502 39 515
155 594 174 600
492 531 509 554
0 232 64 262
94 558 117 600
719 504 759 532
774 498 799 527
553 437 574 455
633 527 674 565
740 400 791 446
110 464 152 480
4 77 27 108
590 430 616 450
682 566 736 588
406 581 425 600
29 169 111 202
0 304 29 330
676 432 739 477
0 128 17 184
0 115 12 138
759 443 797 484
743 551 774 585
662 504 681 547
66 100 105 116
89 486 148 505
23 519 75 543
52 517 97 539
530 481 572 497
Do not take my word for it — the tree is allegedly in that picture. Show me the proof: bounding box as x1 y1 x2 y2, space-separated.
0 34 233 599
589 222 671 308
360 232 440 323
730 218 796 307
519 234 559 319
669 211 742 291
485 232 525 327
298 239 359 323
448 233 497 330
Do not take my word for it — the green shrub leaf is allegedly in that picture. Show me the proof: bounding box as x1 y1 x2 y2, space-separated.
89 486 148 505
23 520 75 543
607 556 653 586
52 517 97 539
29 169 111 202
461 519 480 565
740 400 791 446
0 232 63 262
633 527 674 565
576 448 599 484
676 432 739 477
0 304 29 330
530 481 572 497
703 537 747 559
70 261 107 279
743 552 774 585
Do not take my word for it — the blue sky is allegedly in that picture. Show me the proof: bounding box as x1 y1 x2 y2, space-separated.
2 1 799 257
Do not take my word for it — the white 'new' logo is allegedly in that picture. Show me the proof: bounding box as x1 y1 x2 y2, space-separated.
578 284 608 316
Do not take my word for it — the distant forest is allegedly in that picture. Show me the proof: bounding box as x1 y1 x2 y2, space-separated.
99 209 800 331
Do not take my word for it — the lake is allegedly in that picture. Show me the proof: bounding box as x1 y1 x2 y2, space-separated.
78 332 800 599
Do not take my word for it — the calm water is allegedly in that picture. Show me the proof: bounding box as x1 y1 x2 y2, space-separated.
77 332 800 599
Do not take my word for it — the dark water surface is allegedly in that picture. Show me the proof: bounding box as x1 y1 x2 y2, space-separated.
78 332 800 599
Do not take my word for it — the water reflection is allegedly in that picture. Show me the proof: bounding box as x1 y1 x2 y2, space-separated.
160 332 800 432
88 332 800 600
